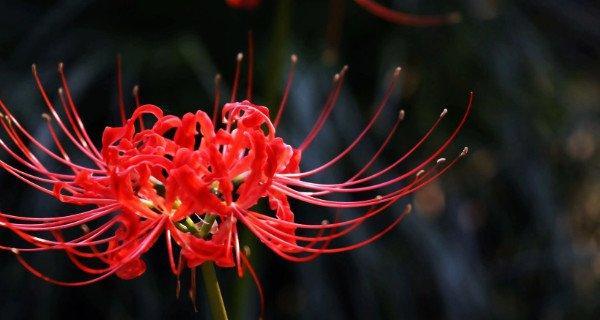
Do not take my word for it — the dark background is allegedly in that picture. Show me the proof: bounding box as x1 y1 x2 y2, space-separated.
0 0 598 319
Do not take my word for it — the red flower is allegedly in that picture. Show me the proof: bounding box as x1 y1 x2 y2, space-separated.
222 0 461 26
0 55 471 305
225 0 261 10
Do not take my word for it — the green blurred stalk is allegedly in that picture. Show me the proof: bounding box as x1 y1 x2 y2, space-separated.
264 0 292 109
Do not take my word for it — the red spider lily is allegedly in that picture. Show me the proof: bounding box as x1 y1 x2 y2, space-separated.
0 53 472 313
225 0 261 10
355 0 461 26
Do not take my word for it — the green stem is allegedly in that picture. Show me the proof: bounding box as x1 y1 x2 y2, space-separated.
197 214 228 320
201 261 228 320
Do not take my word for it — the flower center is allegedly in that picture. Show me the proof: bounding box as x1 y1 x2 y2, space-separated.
97 101 301 238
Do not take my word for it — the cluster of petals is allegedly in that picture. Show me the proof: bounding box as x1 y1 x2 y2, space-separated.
0 55 472 294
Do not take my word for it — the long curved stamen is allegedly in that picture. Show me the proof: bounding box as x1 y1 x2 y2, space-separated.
298 65 348 151
272 147 468 208
42 114 71 162
240 252 264 319
0 109 104 173
337 109 403 184
274 54 298 128
230 53 244 103
354 0 461 27
57 63 105 160
117 55 127 125
28 66 106 170
236 204 411 255
132 85 145 130
283 92 473 185
0 137 76 181
10 217 165 286
298 67 401 175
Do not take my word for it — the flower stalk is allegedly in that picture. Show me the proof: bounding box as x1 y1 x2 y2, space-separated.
198 214 229 320
201 260 228 320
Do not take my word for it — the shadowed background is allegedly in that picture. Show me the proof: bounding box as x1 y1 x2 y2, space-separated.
0 0 598 319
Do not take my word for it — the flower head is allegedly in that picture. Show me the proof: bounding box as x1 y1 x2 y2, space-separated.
0 53 472 310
